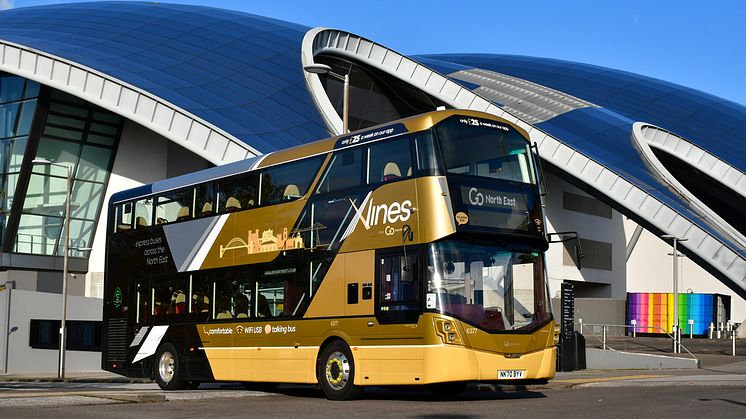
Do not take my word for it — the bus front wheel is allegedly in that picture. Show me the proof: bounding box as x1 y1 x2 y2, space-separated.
154 342 187 390
318 341 361 400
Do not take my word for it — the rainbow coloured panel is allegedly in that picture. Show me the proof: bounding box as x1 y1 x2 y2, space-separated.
626 293 716 335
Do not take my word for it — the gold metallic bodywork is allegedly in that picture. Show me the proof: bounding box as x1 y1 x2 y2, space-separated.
197 314 556 384
200 200 307 269
191 110 553 386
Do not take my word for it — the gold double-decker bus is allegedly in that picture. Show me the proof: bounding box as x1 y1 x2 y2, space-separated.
102 110 556 400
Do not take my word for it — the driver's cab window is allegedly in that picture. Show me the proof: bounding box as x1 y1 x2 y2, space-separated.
376 253 419 324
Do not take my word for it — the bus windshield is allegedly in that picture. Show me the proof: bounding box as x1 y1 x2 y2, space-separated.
426 239 551 332
435 116 535 184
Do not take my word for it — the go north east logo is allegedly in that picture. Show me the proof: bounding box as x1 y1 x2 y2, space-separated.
341 191 413 240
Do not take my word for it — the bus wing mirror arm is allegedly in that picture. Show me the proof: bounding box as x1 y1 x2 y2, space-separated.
531 143 548 196
402 224 413 242
546 231 585 270
401 224 413 272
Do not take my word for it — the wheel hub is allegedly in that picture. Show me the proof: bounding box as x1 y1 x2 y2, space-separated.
158 351 175 384
325 351 349 390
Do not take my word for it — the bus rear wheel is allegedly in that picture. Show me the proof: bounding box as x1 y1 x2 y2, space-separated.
154 342 187 390
318 341 361 400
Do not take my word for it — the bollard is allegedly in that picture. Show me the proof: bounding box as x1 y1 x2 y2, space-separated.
734 330 737 357
672 325 678 353
717 322 722 339
602 325 607 350
631 319 637 338
579 318 583 334
709 322 714 339
688 319 694 339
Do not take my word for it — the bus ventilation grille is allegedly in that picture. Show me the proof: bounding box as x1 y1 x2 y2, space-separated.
106 318 128 363
108 254 122 273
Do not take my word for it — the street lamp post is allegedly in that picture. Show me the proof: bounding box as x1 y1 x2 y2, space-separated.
661 234 688 353
303 63 350 133
32 158 71 379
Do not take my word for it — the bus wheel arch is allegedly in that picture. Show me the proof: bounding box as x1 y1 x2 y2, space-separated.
316 338 362 400
153 341 188 390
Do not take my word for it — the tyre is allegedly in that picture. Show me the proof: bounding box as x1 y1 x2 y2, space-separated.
429 381 467 398
154 342 187 390
317 340 361 400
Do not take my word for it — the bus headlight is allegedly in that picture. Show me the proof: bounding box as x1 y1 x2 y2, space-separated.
435 319 462 345
553 323 561 346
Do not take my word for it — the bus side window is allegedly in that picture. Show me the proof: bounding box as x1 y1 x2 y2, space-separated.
190 274 211 322
152 278 187 322
195 182 215 217
260 156 324 205
315 149 363 194
134 198 152 229
256 280 282 317
367 137 413 184
217 173 257 213
116 202 134 232
377 254 419 324
414 131 440 176
214 281 233 320
156 188 194 224
136 282 148 323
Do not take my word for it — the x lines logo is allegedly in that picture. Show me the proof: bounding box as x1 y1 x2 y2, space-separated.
341 191 413 240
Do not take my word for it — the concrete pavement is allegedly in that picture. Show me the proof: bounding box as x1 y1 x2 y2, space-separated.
0 336 744 391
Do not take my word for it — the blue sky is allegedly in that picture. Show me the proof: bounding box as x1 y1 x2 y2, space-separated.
5 0 746 105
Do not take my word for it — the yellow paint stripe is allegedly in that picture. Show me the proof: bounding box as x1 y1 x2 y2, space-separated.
199 346 319 350
554 374 670 384
199 344 446 351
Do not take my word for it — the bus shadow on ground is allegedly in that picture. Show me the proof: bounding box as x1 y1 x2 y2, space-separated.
269 385 547 402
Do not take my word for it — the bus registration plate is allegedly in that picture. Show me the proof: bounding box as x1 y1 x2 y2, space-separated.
498 370 525 379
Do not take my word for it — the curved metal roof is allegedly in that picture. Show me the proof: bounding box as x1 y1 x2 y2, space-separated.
0 3 742 295
419 54 746 172
416 53 745 294
0 1 329 155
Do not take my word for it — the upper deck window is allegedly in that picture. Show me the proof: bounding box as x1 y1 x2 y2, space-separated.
435 117 535 184
315 148 363 194
260 156 324 205
217 172 258 212
156 188 194 224
366 137 413 184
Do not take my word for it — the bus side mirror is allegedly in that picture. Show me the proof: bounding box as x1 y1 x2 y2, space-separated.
547 231 585 270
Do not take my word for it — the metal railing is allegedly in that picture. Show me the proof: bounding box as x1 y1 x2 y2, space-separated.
577 321 700 361
12 233 88 256
576 319 739 357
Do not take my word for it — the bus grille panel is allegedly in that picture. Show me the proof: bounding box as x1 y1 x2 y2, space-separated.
106 318 128 363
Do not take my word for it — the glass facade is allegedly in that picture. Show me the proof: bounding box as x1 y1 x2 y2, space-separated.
13 89 122 257
315 55 448 132
0 73 39 244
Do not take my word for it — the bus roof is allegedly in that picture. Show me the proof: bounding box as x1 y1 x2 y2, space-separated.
109 109 525 204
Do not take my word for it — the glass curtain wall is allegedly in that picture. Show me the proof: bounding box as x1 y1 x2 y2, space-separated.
14 89 122 256
0 73 39 243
